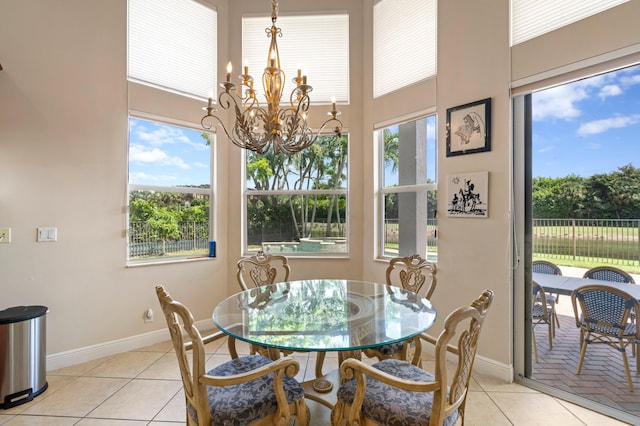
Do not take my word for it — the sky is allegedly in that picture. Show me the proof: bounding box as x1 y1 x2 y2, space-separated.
128 118 211 187
532 63 640 178
128 63 640 187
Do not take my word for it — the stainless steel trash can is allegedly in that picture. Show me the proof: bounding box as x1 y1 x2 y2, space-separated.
0 306 48 409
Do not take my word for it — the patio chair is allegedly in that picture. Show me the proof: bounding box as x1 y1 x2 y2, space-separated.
582 266 636 284
532 260 562 328
571 284 640 391
363 254 437 366
331 289 494 426
155 286 309 426
532 281 556 363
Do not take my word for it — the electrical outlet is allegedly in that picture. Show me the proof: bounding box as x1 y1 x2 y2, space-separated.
0 227 11 243
143 308 154 323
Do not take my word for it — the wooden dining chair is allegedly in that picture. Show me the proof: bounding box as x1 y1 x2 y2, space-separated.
331 289 494 426
236 250 329 378
363 254 437 366
155 286 309 425
532 281 556 363
571 284 640 391
532 260 562 328
237 250 291 291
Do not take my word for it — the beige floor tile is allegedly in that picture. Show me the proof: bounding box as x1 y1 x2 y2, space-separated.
76 419 148 425
308 399 332 426
490 391 587 425
85 351 164 378
153 390 186 423
556 399 631 425
48 355 114 376
0 416 15 425
87 379 182 421
473 372 539 393
137 352 182 380
22 377 128 417
0 416 79 425
463 390 512 425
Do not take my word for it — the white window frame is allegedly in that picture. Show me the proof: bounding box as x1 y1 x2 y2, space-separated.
127 113 215 265
378 115 437 260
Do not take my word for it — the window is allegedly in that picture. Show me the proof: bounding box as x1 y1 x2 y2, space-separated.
373 0 437 97
242 12 349 103
511 0 628 46
128 0 217 98
128 117 213 263
244 135 349 255
379 116 437 260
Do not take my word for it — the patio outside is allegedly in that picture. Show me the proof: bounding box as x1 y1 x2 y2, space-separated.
531 266 640 418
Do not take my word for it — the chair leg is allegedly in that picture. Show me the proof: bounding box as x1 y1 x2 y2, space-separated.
532 328 538 363
576 336 588 374
547 321 553 350
621 348 633 391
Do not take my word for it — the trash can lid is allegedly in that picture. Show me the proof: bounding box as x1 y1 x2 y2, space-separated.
0 306 48 324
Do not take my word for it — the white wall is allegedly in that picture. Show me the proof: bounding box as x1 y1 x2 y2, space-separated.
1 0 639 375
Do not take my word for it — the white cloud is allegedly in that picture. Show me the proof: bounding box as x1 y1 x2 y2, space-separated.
577 114 640 136
532 74 613 121
130 145 190 169
129 172 177 184
135 126 191 147
532 84 589 121
537 146 553 153
598 84 622 99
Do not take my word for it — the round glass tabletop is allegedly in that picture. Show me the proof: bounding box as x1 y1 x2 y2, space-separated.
213 279 437 352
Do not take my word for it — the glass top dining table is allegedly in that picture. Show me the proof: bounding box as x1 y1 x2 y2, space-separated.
212 279 437 353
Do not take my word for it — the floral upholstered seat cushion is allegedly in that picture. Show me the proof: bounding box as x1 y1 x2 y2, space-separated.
187 355 305 426
337 359 459 426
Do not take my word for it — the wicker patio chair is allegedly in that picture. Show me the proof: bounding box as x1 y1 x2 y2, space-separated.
532 260 562 328
532 281 556 363
582 266 636 284
155 286 309 426
363 254 437 366
331 290 494 426
571 284 640 391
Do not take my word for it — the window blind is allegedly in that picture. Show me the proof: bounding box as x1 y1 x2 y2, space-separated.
373 0 437 98
242 13 350 104
128 0 217 99
511 0 628 46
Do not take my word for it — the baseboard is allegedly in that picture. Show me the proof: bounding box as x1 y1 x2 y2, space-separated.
46 319 212 371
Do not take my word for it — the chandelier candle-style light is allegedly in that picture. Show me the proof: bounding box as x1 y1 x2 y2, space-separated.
201 0 343 155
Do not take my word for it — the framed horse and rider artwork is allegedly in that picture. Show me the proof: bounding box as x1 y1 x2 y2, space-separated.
447 171 489 218
446 98 491 157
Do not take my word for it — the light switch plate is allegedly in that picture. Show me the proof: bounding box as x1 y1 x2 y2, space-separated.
37 227 57 242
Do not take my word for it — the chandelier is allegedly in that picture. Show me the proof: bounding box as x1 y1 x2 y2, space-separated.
201 0 343 155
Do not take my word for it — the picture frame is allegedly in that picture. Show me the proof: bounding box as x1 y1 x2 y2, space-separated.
447 171 489 218
446 98 491 157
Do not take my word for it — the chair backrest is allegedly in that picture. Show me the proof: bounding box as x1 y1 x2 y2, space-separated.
155 286 212 426
532 281 550 321
237 250 291 291
571 284 639 336
385 254 437 299
532 260 562 276
431 289 494 425
583 266 635 284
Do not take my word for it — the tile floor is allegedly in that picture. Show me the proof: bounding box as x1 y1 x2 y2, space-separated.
0 335 631 426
